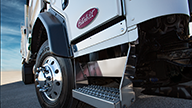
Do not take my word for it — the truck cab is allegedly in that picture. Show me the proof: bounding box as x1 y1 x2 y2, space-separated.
20 0 192 108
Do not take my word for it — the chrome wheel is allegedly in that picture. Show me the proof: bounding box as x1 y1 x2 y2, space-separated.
35 56 62 102
35 41 74 108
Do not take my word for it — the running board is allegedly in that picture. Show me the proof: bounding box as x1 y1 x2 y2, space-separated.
72 85 121 108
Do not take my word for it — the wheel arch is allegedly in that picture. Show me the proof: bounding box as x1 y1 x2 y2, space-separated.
31 10 73 58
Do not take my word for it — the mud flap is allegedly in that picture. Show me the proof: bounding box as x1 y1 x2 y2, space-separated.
22 62 35 84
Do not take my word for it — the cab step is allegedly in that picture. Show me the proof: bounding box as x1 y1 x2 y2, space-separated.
72 85 121 108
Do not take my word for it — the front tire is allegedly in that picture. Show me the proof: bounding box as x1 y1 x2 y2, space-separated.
34 41 74 108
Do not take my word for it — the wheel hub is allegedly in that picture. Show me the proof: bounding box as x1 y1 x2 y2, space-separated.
35 56 62 101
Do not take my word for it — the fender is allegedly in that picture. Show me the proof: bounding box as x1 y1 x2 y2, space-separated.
31 9 73 58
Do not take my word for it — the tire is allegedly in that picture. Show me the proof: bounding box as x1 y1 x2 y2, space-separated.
35 40 96 108
34 41 74 108
22 62 34 84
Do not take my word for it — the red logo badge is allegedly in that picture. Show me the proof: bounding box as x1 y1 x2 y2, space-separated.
77 8 98 29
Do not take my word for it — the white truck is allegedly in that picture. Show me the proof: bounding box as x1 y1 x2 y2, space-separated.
20 0 192 108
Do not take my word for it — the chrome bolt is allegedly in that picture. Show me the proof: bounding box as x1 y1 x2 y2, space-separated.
130 76 134 79
131 45 135 47
127 65 135 69
36 67 41 71
132 55 136 58
37 68 40 71
121 28 124 32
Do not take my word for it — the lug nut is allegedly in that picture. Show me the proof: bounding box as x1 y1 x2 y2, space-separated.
36 67 41 72
37 67 45 72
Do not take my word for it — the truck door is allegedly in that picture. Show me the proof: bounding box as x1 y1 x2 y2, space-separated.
51 0 124 43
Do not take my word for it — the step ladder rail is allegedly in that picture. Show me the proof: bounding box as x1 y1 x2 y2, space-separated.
119 43 136 108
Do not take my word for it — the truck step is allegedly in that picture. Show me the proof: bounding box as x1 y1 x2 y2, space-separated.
72 85 121 108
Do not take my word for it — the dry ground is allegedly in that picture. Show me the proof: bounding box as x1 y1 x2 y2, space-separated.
1 71 22 85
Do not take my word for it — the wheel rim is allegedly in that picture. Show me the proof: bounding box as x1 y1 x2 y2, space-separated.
35 56 63 102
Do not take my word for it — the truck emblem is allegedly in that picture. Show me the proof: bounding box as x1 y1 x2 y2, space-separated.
77 8 98 29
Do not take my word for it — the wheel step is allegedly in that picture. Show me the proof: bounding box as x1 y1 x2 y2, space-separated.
72 85 121 108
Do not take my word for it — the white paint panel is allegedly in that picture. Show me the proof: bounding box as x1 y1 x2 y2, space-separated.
125 0 190 27
74 26 139 58
74 32 129 58
76 20 126 51
98 57 127 77
51 0 122 41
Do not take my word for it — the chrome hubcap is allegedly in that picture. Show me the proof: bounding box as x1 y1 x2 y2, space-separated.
35 56 62 101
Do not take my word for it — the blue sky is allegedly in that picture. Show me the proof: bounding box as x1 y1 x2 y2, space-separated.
1 0 25 71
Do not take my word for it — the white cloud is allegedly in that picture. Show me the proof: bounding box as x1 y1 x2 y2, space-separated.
2 15 24 24
1 26 21 36
1 36 21 48
0 25 21 47
0 0 24 72
1 0 24 12
1 32 22 71
1 28 21 71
